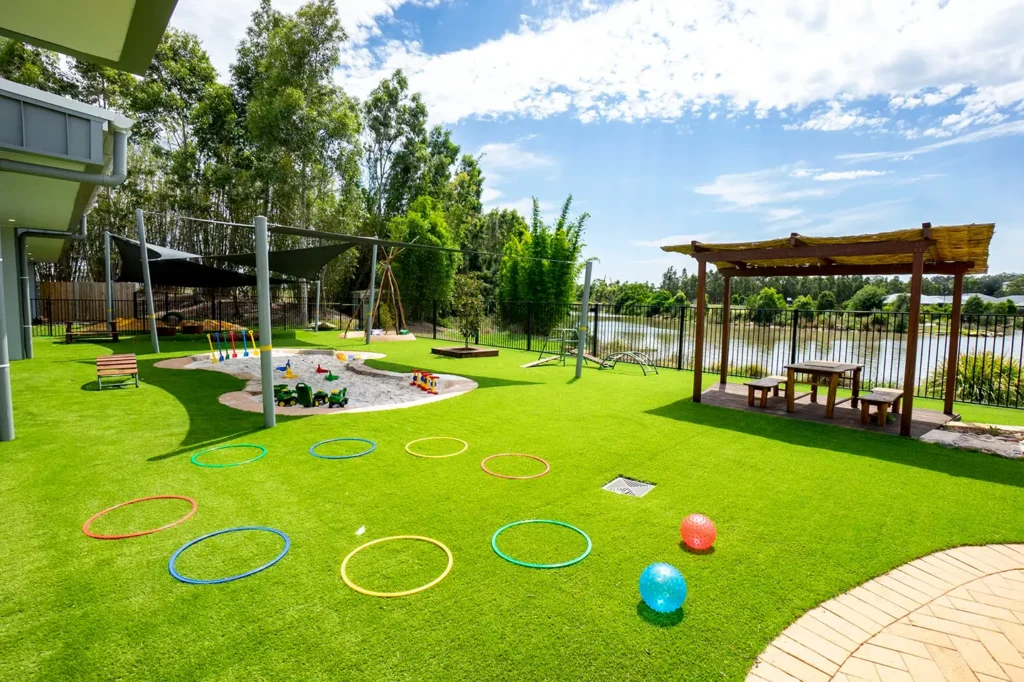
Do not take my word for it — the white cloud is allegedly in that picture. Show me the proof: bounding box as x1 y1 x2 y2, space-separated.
813 170 888 182
476 139 557 212
480 187 503 203
694 167 831 209
765 208 804 222
488 197 556 217
332 0 1024 126
789 168 823 178
838 119 1024 162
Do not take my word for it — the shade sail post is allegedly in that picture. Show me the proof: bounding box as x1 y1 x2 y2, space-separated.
693 259 707 402
315 280 321 332
365 244 378 345
575 260 593 380
900 250 924 437
944 272 964 415
719 275 731 384
104 231 113 327
255 215 275 429
135 209 160 355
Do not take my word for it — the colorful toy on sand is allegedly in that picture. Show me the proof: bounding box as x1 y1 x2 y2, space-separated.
328 388 348 408
241 329 250 357
214 332 226 362
680 513 717 551
206 334 218 363
276 359 291 372
325 371 339 381
410 369 438 395
639 562 688 613
283 367 298 380
229 331 238 358
248 330 259 356
315 364 329 374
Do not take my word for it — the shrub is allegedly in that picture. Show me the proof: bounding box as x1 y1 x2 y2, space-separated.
845 284 887 312
926 352 1024 406
815 291 837 311
747 287 787 325
452 274 485 347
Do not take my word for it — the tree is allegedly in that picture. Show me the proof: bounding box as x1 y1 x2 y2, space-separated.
1005 275 1024 296
792 295 815 311
0 38 77 96
452 274 485 347
660 267 681 294
747 287 787 324
845 285 888 312
962 294 986 323
816 290 838 311
390 196 461 302
616 282 654 313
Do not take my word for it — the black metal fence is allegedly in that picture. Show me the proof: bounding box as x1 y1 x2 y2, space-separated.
30 297 1024 410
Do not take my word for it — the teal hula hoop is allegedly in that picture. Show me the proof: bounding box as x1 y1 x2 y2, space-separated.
309 438 376 460
191 444 267 468
491 519 592 569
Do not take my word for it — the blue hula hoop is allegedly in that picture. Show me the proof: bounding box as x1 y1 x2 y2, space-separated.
191 444 267 468
168 526 290 585
491 519 592 569
308 438 377 460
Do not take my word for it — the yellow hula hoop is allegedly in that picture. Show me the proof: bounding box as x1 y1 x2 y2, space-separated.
340 535 453 598
404 436 468 459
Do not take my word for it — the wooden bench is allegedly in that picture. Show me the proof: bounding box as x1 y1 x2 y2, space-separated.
859 389 903 426
66 321 119 344
97 353 138 390
744 375 791 408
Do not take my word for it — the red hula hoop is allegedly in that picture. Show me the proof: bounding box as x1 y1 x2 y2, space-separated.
82 495 198 540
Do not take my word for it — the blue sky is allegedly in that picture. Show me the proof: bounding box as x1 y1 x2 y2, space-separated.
172 0 1024 283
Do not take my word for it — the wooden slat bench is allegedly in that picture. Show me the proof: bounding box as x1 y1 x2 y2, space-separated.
66 321 119 344
97 353 138 389
859 389 903 426
744 375 791 408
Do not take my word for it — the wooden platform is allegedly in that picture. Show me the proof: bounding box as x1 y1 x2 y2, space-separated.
701 382 952 439
431 346 499 358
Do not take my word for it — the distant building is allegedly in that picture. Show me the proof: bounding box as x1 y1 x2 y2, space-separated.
883 293 1023 306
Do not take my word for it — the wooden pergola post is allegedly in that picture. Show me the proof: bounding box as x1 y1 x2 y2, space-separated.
900 248 925 437
692 258 707 402
944 271 964 415
719 275 731 384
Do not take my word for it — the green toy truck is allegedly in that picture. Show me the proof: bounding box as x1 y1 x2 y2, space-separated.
328 388 349 408
295 383 332 408
274 384 297 407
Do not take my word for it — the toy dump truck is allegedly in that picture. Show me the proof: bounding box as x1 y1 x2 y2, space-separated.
274 384 298 407
328 388 349 408
295 382 331 408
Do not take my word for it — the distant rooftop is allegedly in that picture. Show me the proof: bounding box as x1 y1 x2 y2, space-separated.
884 293 1024 306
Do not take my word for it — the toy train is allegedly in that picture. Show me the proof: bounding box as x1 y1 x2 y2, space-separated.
409 370 438 394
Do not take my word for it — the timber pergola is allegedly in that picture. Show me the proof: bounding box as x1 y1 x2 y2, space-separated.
662 223 996 437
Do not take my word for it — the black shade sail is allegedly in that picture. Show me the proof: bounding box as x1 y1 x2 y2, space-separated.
112 236 292 287
206 242 356 280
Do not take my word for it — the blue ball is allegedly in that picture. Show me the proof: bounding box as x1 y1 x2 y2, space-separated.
639 562 688 613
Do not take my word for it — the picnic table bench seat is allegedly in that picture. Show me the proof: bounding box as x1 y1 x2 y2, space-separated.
97 353 138 389
859 389 903 426
744 375 791 408
66 321 119 344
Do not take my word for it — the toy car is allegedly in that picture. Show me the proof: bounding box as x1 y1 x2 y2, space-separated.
328 388 349 408
275 386 297 407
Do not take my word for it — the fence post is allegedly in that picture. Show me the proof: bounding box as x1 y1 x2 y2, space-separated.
47 299 53 337
677 306 686 370
591 304 599 356
432 300 438 339
789 309 800 364
164 291 169 314
526 302 533 351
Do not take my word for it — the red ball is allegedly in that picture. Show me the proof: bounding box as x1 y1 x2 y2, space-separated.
680 513 717 550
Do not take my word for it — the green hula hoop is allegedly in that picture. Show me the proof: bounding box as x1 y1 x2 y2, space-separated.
491 519 592 569
191 444 267 468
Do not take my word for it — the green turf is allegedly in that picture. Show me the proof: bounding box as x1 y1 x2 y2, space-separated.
2 333 1024 681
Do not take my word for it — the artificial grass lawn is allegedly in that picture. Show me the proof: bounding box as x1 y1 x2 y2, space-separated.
2 333 1024 681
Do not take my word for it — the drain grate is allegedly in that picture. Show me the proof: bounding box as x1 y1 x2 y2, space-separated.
602 476 655 498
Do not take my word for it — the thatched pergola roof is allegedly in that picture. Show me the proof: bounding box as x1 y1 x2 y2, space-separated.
661 224 994 276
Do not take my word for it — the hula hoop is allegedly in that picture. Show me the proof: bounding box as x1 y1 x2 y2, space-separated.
340 535 453 598
168 526 290 585
309 438 376 460
405 437 468 459
491 519 592 569
191 444 267 468
481 453 551 480
82 495 197 540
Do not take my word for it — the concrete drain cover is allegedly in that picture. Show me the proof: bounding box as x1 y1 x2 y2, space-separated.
602 476 655 497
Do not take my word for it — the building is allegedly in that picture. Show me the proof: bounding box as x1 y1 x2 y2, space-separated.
882 293 1023 307
0 1 179 440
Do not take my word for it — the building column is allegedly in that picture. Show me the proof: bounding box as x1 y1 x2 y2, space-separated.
943 272 964 415
900 251 924 436
719 275 731 384
692 259 707 402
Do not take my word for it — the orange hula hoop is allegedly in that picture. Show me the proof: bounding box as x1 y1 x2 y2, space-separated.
480 453 551 480
82 495 198 540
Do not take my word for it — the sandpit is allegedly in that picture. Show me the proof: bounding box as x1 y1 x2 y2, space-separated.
156 349 476 415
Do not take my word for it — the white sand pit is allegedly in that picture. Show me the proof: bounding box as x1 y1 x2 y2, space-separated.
159 348 477 415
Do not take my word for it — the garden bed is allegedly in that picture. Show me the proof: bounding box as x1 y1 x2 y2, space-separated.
431 346 499 358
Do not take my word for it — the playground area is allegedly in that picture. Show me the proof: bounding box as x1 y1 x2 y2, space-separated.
2 333 1024 681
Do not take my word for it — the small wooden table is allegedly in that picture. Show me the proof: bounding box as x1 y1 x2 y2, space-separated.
785 361 863 418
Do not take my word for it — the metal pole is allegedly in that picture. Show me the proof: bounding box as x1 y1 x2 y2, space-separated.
0 236 14 440
17 233 33 359
135 209 159 354
255 216 275 429
365 244 378 345
104 231 112 328
315 280 321 332
575 260 593 379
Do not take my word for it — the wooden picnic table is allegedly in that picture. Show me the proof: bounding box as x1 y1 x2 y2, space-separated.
785 361 864 418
